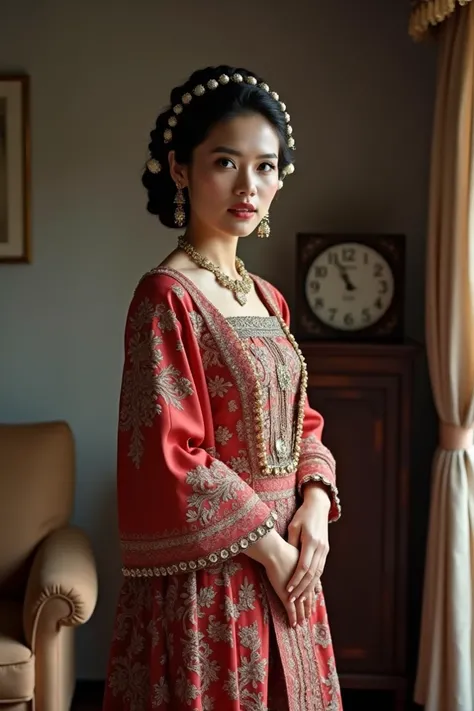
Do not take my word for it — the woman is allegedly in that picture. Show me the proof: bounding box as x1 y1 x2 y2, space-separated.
104 65 343 711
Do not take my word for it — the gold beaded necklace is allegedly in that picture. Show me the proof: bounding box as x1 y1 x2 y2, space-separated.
177 236 253 305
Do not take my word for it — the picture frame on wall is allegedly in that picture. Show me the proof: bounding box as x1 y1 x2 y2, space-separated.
0 74 30 263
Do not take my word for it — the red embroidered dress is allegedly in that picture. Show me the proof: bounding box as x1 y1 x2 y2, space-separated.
103 268 343 711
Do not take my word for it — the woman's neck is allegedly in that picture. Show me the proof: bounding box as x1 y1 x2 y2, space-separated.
182 227 240 278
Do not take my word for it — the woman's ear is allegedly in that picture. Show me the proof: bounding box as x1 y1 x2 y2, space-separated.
168 150 189 188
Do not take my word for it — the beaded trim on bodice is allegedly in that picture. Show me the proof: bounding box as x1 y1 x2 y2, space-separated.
226 314 303 477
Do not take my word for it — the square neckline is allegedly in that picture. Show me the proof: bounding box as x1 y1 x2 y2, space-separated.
156 266 279 323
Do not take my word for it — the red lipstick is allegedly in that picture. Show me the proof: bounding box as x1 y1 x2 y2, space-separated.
228 202 257 220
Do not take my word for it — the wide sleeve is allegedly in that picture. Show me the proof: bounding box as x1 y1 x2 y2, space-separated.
117 273 276 578
273 287 341 523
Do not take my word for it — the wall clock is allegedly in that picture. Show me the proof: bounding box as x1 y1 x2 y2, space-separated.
295 233 405 341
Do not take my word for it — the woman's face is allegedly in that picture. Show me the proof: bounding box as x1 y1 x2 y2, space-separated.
171 113 280 239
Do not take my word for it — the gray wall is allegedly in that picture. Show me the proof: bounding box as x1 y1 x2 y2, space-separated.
0 0 437 680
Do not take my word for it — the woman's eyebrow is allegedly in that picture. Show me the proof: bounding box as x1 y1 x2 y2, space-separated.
211 146 278 160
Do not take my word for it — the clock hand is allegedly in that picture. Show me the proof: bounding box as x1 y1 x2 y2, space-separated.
334 255 357 291
342 272 356 291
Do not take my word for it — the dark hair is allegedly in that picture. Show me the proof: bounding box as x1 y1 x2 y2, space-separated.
141 65 295 228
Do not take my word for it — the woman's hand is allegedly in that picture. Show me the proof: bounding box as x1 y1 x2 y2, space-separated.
286 483 331 615
263 538 304 627
243 528 301 626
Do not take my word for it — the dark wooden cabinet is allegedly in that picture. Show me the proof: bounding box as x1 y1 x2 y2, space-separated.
301 340 419 711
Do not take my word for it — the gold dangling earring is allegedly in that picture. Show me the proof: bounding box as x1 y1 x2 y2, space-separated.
257 213 270 239
174 184 186 227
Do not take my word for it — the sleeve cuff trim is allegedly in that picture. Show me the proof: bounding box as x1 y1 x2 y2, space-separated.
121 510 278 578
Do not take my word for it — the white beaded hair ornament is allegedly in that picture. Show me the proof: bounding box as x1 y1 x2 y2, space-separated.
146 72 296 190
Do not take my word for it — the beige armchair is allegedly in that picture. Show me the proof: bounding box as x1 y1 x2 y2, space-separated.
0 422 98 711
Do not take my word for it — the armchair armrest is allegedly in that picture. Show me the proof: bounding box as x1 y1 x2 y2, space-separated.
23 525 98 649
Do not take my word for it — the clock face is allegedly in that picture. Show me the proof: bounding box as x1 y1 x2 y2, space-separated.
304 242 395 331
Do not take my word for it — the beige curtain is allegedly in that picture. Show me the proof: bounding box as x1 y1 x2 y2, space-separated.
414 4 474 710
409 0 473 40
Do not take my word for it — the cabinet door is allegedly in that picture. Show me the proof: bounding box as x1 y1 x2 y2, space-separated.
308 374 399 676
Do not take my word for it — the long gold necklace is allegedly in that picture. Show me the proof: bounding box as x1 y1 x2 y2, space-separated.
177 236 253 305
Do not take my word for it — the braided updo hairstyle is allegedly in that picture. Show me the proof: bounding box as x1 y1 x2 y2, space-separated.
141 65 295 228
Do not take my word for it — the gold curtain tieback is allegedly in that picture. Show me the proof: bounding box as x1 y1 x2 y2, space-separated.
439 422 474 450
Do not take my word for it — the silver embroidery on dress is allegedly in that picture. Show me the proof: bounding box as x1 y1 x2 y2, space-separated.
226 315 284 339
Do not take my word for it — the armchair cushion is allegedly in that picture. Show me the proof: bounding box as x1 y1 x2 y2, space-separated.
0 601 34 702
